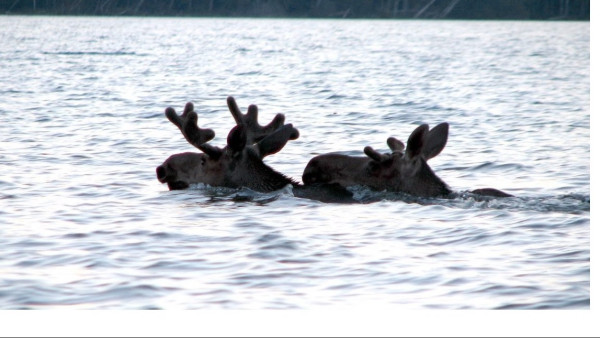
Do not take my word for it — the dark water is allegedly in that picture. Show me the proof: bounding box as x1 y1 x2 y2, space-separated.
0 16 589 311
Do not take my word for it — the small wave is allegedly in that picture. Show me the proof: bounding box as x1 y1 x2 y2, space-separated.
468 162 527 171
448 191 590 214
62 233 88 239
124 230 179 239
143 260 205 271
346 186 590 214
513 193 590 214
234 71 261 76
495 297 589 309
42 51 138 56
255 232 299 252
544 249 589 264
182 184 289 205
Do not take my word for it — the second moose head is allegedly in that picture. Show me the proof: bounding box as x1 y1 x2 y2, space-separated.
156 97 299 191
302 123 452 198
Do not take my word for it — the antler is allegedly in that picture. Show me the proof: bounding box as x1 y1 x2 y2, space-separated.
226 96 299 158
165 102 223 159
364 136 405 163
227 96 286 143
165 98 299 160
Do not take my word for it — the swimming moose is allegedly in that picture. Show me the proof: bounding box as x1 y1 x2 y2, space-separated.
156 97 299 192
302 122 512 198
156 97 512 200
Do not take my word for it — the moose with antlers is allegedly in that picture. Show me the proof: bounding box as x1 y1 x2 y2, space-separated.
156 97 512 200
156 96 300 192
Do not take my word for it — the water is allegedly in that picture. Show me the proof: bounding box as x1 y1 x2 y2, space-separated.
0 16 589 311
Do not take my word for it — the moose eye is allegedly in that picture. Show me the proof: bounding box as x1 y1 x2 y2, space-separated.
201 157 206 166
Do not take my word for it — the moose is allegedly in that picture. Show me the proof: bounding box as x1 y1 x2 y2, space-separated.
156 97 300 192
156 97 512 201
302 122 512 198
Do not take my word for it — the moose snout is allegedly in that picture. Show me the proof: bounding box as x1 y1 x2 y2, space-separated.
156 165 170 183
156 164 189 190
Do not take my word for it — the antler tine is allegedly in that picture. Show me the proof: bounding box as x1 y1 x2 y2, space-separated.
387 137 405 154
226 96 285 144
255 124 299 159
364 137 404 163
165 103 222 158
226 96 244 126
364 146 390 162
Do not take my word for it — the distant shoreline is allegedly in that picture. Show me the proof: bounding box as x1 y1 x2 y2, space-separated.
1 0 590 21
0 13 590 21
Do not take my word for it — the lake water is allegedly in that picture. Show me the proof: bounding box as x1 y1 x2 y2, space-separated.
0 15 590 315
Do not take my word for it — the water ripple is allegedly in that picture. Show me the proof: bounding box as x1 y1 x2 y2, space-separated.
0 17 588 310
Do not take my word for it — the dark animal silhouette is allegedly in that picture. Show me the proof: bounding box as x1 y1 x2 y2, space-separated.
156 97 354 202
157 98 511 201
156 97 299 192
302 123 512 198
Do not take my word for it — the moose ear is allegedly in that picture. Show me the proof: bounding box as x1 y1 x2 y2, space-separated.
422 123 449 160
405 124 429 159
227 125 247 153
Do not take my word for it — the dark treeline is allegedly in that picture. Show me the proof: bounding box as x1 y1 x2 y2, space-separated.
1 0 590 20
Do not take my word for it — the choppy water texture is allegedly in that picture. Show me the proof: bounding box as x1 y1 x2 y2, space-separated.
0 16 589 309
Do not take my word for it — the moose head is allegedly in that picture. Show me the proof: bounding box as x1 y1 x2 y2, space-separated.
156 97 299 191
302 123 453 197
302 122 512 198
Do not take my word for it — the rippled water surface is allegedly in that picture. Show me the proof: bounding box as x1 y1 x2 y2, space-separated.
0 16 589 310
